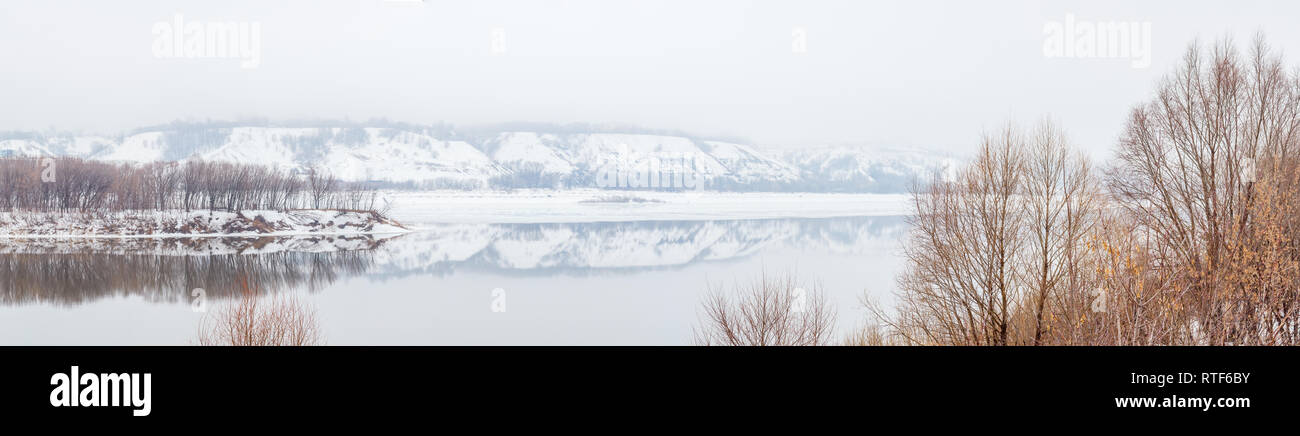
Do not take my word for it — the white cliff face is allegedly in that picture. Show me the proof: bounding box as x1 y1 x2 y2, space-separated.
1 125 953 192
780 146 960 192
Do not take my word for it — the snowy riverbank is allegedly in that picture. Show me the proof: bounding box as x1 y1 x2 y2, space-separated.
0 209 408 238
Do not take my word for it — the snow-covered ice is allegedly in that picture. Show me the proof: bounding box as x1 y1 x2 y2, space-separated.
383 189 911 224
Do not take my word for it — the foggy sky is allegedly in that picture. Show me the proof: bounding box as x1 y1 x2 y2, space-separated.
2 0 1299 157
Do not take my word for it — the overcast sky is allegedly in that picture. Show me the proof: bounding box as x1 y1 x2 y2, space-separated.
2 0 1299 157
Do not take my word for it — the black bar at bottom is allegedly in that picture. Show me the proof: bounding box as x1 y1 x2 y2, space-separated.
0 346 1288 422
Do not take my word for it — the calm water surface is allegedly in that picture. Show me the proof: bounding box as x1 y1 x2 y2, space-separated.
0 216 908 345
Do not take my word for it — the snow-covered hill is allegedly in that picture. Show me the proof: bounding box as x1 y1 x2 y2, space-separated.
0 124 955 192
781 146 960 192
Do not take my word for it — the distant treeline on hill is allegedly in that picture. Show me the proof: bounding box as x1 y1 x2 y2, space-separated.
0 158 379 213
1 119 950 193
0 119 750 146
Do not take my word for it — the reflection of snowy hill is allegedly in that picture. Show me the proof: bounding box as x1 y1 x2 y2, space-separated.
0 217 906 305
370 216 906 276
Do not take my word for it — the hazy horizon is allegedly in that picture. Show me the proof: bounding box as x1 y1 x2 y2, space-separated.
4 0 1300 158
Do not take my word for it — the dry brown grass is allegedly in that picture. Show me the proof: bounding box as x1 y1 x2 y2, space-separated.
841 324 898 346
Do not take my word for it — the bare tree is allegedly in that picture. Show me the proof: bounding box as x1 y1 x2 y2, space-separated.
1021 120 1098 344
884 120 1098 345
307 165 338 209
1108 35 1300 344
890 124 1026 345
693 273 836 346
0 157 382 215
874 35 1300 346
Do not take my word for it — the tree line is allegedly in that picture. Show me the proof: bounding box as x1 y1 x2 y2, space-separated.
873 35 1300 346
0 158 380 213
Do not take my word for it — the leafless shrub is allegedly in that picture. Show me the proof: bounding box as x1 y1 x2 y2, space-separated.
693 273 836 346
195 279 325 346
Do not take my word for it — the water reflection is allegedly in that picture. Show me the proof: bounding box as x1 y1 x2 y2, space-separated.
374 216 907 276
0 236 388 306
0 216 906 306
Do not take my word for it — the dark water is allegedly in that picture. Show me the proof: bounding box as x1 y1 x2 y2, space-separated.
0 216 908 345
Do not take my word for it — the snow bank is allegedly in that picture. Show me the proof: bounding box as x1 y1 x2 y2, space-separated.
385 189 911 224
0 209 408 238
0 233 404 256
